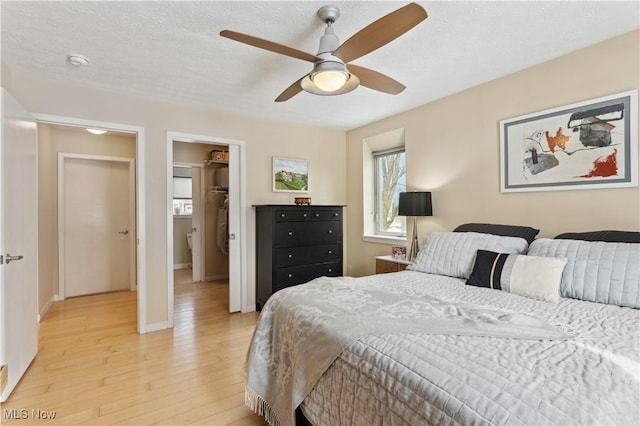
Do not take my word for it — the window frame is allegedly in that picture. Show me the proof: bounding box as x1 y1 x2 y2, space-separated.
172 176 193 217
373 146 406 238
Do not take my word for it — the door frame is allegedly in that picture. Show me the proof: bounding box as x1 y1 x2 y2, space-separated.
58 153 136 299
33 114 148 334
166 131 247 327
172 162 205 282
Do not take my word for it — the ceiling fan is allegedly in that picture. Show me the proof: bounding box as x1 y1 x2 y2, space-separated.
220 2 428 102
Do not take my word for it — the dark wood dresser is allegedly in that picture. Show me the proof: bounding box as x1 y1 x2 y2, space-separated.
254 205 344 310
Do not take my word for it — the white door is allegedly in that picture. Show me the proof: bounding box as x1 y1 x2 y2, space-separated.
0 89 38 401
227 144 240 312
59 155 135 297
191 167 203 282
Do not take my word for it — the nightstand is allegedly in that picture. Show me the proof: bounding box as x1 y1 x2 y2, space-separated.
375 255 412 274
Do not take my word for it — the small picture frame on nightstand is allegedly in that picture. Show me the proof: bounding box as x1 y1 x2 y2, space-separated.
391 245 407 260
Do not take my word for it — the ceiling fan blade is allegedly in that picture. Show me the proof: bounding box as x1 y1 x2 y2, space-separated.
347 64 405 95
275 75 307 102
220 30 320 63
333 3 427 63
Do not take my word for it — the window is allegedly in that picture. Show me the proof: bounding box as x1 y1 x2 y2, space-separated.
173 176 192 216
373 147 406 236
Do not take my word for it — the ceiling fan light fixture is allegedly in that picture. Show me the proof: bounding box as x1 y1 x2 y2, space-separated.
301 73 359 97
312 69 348 92
304 59 358 95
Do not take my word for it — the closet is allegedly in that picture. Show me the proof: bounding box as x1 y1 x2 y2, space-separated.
172 142 230 282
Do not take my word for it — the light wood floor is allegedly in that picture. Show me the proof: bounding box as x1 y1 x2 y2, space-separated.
1 275 268 425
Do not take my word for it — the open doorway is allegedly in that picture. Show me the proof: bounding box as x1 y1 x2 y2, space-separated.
34 114 147 334
166 131 246 328
172 142 230 286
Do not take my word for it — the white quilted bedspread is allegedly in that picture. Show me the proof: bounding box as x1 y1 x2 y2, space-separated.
301 271 640 426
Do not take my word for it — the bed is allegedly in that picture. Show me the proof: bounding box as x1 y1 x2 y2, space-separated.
245 226 640 426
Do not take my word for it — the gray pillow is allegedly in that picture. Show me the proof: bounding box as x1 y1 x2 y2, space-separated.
528 238 640 309
408 232 529 279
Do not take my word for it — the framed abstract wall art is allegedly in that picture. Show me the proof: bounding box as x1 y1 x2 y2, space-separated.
500 90 637 192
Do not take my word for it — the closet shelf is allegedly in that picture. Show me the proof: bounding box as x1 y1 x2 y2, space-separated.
204 159 228 166
208 186 228 193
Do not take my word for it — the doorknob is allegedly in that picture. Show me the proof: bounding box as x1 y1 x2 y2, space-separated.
3 253 24 264
118 230 129 235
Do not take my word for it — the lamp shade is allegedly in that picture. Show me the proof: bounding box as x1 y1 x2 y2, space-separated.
398 192 432 217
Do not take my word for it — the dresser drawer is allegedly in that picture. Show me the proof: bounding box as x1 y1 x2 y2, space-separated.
309 209 342 221
275 221 341 247
275 208 342 222
275 209 312 222
275 262 342 291
275 244 341 267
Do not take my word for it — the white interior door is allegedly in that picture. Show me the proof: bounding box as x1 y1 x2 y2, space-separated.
228 144 240 312
59 154 135 298
191 167 203 282
0 89 38 401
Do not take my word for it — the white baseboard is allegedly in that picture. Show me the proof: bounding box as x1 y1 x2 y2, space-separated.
38 297 54 323
53 294 64 301
173 263 191 270
146 321 170 333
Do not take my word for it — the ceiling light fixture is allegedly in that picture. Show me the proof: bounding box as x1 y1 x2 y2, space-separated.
67 54 89 67
86 128 107 135
299 13 359 97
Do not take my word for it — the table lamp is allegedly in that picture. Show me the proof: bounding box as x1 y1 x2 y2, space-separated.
398 191 433 261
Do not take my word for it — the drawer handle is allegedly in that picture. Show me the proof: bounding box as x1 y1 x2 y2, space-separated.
288 273 293 278
288 231 293 236
328 250 333 254
333 213 338 217
327 230 333 234
280 213 286 218
302 213 308 217
288 254 293 258
315 213 320 217
328 268 333 273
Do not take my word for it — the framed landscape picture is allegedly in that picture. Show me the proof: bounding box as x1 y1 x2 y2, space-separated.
500 90 638 192
272 157 309 193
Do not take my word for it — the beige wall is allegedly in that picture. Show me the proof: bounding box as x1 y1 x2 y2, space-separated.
346 31 640 277
4 72 346 327
37 124 136 314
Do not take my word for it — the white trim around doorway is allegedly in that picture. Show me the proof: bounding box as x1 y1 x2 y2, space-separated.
166 131 248 329
32 114 148 334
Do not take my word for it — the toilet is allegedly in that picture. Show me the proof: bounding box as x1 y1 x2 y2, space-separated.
186 233 193 253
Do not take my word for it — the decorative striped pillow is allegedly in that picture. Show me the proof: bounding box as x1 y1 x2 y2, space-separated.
466 250 567 303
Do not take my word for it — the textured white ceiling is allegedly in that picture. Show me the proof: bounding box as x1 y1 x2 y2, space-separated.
1 1 638 130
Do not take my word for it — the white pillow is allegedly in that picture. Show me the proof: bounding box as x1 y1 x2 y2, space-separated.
408 231 529 279
466 250 567 303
